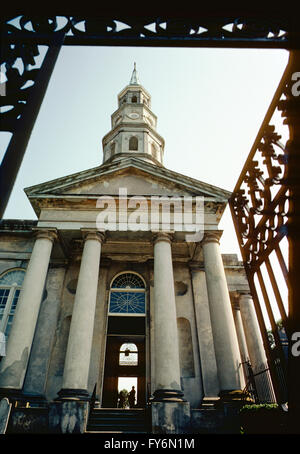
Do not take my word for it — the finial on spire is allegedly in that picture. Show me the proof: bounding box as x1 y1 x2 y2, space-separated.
130 62 140 85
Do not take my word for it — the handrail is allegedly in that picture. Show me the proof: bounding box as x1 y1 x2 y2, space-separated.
89 383 97 416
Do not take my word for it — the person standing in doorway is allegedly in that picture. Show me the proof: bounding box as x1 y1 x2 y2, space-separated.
128 386 136 408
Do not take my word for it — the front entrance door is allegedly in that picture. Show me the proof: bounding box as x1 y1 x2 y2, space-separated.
102 315 146 408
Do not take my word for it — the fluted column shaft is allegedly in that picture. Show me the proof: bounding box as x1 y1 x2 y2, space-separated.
60 230 104 398
202 232 243 391
239 293 267 371
0 228 57 390
153 232 183 401
233 306 249 364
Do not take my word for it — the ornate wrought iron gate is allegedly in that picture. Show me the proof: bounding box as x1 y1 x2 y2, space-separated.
1 9 300 432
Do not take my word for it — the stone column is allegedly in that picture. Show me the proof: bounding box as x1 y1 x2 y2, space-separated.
189 263 220 397
59 230 104 399
232 299 250 382
239 293 267 372
232 304 249 364
0 228 57 390
152 232 183 401
151 232 190 434
23 266 66 402
201 232 243 392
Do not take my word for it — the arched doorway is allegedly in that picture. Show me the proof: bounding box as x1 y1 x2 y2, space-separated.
101 272 146 408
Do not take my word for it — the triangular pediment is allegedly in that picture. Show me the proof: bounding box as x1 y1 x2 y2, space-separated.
25 158 231 216
26 157 230 198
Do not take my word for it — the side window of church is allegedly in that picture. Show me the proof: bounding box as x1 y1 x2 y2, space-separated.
0 269 25 338
129 136 138 151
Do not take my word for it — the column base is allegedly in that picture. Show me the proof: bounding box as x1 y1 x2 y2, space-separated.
151 400 191 434
0 388 23 401
0 388 48 408
56 388 90 401
152 389 186 402
215 389 248 434
49 400 89 433
216 389 251 407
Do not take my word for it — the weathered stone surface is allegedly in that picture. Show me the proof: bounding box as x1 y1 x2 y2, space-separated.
191 408 224 434
7 407 48 434
49 401 89 434
151 401 191 434
0 398 11 434
23 267 66 396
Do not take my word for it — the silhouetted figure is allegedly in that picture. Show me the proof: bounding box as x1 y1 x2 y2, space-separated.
128 386 136 408
118 390 125 408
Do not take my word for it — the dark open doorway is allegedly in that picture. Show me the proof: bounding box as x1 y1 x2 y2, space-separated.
102 316 146 408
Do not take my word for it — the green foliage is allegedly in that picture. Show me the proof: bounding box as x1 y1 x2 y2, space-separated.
239 403 279 414
118 389 129 408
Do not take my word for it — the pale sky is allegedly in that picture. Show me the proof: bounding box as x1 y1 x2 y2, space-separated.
1 45 290 327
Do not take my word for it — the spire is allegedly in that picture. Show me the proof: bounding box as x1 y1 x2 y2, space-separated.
102 66 164 166
129 62 140 85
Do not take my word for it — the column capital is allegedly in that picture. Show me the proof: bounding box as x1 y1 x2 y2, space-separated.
81 229 105 244
201 231 222 246
32 228 58 243
239 292 253 303
230 291 241 311
152 231 173 245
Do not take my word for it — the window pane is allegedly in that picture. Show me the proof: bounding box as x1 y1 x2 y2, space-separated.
112 273 145 289
0 288 10 316
119 352 138 366
119 344 138 366
10 289 20 313
120 343 138 352
109 291 145 314
0 269 25 286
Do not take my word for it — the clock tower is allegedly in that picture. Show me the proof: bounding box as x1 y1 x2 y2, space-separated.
102 63 165 166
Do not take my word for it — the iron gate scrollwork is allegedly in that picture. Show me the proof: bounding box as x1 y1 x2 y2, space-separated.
230 52 300 413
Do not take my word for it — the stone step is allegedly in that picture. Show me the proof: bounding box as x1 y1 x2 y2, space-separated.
86 408 149 434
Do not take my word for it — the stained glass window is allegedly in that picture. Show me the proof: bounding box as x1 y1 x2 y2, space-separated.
109 291 145 314
109 273 146 315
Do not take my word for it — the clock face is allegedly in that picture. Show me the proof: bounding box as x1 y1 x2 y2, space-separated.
128 112 140 119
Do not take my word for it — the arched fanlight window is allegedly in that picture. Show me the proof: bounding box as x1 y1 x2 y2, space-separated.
109 273 146 315
0 269 25 338
119 343 138 366
129 136 138 151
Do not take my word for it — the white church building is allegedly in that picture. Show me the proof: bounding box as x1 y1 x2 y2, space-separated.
0 65 268 434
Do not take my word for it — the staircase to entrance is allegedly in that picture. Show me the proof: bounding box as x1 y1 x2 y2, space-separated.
86 408 149 433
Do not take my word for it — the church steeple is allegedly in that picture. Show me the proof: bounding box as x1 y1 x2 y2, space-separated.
101 64 165 166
